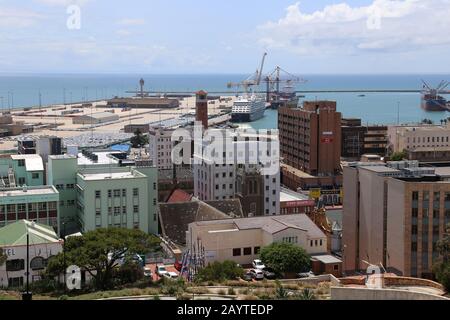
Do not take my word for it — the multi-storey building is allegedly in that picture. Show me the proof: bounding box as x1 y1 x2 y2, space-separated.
0 186 59 232
47 155 158 235
0 154 44 188
343 161 450 278
278 101 342 204
194 129 280 216
388 123 450 153
148 127 176 170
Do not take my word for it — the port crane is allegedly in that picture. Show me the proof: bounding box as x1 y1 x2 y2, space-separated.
421 79 449 98
227 52 267 94
263 66 307 106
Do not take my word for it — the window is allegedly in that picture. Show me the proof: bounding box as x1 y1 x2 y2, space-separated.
18 159 25 167
133 205 139 213
8 277 23 288
6 259 25 272
243 247 252 255
232 248 241 256
114 207 120 215
153 198 157 205
95 190 101 199
412 191 419 200
32 173 39 179
108 190 112 198
412 208 418 218
333 264 339 271
113 189 121 197
18 177 25 185
95 208 101 216
254 247 260 254
133 188 139 197
122 189 126 197
66 184 74 189
30 257 46 270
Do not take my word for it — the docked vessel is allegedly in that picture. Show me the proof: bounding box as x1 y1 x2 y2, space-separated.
421 80 449 112
231 94 266 122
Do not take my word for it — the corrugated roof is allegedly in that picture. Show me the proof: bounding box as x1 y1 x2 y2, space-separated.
166 189 192 203
0 220 61 246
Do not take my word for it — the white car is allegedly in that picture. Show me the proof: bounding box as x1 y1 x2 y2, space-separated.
252 259 266 270
163 271 179 280
249 268 264 280
156 265 168 277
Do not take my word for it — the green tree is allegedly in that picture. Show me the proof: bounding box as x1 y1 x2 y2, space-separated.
260 242 310 275
130 129 149 148
195 260 244 283
433 224 450 292
390 150 407 161
46 228 160 290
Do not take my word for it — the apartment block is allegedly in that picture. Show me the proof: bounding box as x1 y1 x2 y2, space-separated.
148 127 176 170
343 161 450 278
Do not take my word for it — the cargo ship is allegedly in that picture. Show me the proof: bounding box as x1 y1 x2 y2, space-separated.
421 80 449 112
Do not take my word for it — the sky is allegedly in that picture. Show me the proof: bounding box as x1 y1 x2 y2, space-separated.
0 0 449 74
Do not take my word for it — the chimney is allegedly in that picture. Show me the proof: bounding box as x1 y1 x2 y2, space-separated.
195 90 208 129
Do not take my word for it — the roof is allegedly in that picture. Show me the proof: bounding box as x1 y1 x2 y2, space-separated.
0 220 61 246
194 214 326 239
280 187 310 202
361 166 400 173
166 189 192 203
0 186 58 197
78 170 144 181
158 199 243 245
311 254 342 264
10 154 44 171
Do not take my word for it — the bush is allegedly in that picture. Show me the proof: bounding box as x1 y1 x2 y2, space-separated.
113 262 144 286
434 262 450 292
195 261 244 283
227 287 236 295
30 278 61 294
260 242 310 275
58 295 69 300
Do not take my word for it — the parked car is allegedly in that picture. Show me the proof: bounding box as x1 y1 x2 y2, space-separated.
296 271 315 278
252 259 266 270
156 265 168 277
262 267 277 279
143 267 153 278
242 271 253 282
249 268 264 280
163 271 179 280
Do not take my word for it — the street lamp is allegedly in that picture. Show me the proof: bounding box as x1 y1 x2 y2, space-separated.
22 231 32 300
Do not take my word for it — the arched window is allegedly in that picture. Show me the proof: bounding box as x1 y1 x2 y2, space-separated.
30 256 45 270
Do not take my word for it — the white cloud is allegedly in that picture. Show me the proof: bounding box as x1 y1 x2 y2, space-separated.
258 0 450 55
118 18 146 26
34 0 90 6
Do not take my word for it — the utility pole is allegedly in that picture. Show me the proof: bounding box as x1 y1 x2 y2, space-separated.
22 231 32 300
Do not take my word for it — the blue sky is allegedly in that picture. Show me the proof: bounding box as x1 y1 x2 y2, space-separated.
0 0 449 74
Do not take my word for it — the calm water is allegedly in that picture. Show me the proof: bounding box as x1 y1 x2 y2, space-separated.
0 74 449 127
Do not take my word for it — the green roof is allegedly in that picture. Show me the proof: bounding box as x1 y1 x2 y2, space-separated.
0 220 60 246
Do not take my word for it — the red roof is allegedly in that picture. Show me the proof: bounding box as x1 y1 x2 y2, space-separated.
167 189 192 203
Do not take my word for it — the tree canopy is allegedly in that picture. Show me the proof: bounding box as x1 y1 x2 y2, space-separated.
390 150 407 161
260 242 310 275
130 129 149 148
46 228 160 290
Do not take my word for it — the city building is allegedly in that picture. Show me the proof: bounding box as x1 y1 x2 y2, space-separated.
36 136 62 163
107 97 179 109
194 129 280 216
195 90 208 129
279 187 315 215
186 214 328 265
158 198 243 245
72 112 119 125
47 155 158 235
278 101 342 204
17 138 36 154
341 118 366 159
124 123 150 134
0 154 45 187
343 161 450 278
148 127 176 170
0 220 63 288
158 167 194 202
364 125 388 156
0 186 59 231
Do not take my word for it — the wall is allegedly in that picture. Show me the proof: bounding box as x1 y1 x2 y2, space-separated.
331 286 448 300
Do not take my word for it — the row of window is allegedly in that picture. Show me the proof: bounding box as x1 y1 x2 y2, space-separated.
5 256 50 272
0 202 57 214
95 188 140 199
55 183 75 190
232 246 260 256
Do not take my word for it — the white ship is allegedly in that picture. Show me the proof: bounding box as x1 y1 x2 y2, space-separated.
231 94 266 122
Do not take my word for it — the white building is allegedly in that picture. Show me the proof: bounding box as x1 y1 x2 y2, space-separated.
387 123 450 153
194 128 280 216
148 127 176 170
0 220 63 288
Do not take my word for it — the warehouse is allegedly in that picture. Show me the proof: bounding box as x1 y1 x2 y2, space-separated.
72 112 119 125
107 97 179 109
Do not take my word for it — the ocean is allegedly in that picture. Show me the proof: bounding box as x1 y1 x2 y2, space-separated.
0 73 449 128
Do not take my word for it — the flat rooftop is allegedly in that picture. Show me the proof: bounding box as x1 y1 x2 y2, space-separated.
77 151 121 165
0 186 58 197
78 170 144 181
280 187 310 202
361 166 401 173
